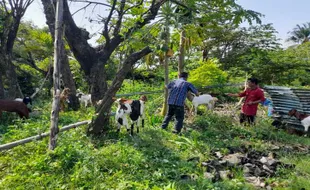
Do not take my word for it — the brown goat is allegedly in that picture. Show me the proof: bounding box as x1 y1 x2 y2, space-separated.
60 88 71 111
0 99 29 119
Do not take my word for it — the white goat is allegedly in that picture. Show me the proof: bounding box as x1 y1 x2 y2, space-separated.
188 93 218 115
76 92 92 107
288 108 310 133
301 117 310 132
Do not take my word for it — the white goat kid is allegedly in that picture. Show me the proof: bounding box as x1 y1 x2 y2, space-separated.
76 92 92 107
188 93 218 115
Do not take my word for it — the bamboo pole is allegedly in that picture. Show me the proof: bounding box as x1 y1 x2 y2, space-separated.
0 121 90 151
49 0 63 150
162 23 170 116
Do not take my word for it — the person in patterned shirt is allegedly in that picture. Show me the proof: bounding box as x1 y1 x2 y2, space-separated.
227 77 265 125
160 72 199 134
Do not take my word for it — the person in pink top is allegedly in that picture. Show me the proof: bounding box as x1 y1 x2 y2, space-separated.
227 78 266 125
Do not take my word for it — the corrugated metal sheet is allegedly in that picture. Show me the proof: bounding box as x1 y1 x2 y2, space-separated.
263 86 310 130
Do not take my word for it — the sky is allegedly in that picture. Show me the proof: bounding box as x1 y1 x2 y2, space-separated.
237 0 310 47
23 0 310 47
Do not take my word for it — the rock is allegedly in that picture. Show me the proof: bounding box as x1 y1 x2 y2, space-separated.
243 163 255 176
243 166 251 174
260 157 268 164
223 153 243 165
263 165 274 175
254 167 262 177
245 176 266 188
267 159 278 167
219 170 232 179
202 160 227 172
270 145 280 150
204 172 214 180
268 152 277 159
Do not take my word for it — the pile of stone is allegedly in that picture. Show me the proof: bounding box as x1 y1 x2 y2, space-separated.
201 146 295 188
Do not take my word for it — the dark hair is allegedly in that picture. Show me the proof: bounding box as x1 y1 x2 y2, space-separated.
248 77 259 85
179 72 188 78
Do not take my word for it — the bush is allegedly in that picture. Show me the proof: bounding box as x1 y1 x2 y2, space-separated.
188 59 228 88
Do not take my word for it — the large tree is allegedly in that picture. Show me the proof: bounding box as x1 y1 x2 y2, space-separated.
0 0 33 99
40 1 80 110
41 0 167 134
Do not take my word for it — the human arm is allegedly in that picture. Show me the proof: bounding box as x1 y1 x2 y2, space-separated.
247 90 265 105
226 93 239 97
226 90 246 97
166 81 175 89
188 83 199 96
246 99 262 105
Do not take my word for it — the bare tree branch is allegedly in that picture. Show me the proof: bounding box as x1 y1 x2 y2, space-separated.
113 0 126 36
102 0 117 45
0 0 8 13
71 2 91 16
69 0 112 8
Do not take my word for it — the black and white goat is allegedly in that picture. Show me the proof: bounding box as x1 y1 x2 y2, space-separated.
15 97 32 112
115 95 147 135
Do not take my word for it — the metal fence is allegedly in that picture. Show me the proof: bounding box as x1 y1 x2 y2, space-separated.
263 86 310 130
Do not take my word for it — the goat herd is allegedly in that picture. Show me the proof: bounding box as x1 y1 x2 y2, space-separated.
1 89 310 136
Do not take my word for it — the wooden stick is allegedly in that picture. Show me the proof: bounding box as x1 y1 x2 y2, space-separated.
0 120 90 151
49 0 64 150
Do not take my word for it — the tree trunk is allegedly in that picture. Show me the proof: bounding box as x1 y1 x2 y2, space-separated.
0 52 5 99
4 55 21 98
0 71 4 99
89 64 108 104
87 47 152 135
49 0 63 150
42 0 79 110
178 29 185 74
60 45 79 110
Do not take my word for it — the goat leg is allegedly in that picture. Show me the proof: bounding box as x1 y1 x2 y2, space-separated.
117 124 120 133
131 124 134 136
142 119 144 128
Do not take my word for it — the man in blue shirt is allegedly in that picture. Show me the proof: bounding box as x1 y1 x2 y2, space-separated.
160 72 199 134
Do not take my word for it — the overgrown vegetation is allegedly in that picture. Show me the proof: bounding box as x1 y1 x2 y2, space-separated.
1 89 310 189
1 0 310 189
